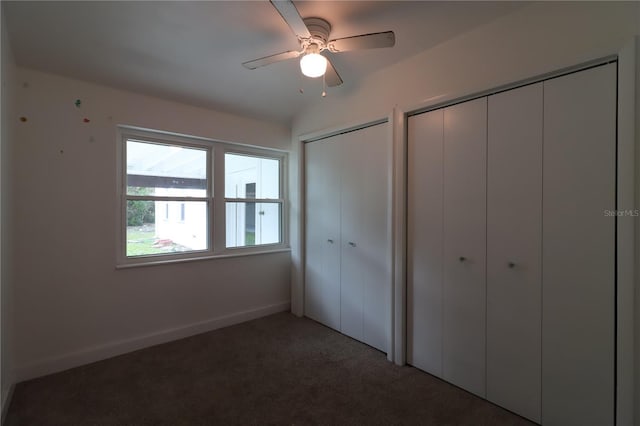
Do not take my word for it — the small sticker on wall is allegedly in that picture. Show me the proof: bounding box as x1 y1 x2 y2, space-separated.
19 116 27 122
74 99 82 108
83 118 90 123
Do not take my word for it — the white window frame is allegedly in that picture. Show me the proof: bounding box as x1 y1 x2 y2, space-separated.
116 126 289 267
223 149 286 251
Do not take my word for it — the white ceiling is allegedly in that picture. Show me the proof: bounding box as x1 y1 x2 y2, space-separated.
4 1 526 124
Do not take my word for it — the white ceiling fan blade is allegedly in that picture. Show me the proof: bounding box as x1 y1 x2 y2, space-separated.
242 50 301 70
325 58 343 87
270 0 311 40
328 31 395 53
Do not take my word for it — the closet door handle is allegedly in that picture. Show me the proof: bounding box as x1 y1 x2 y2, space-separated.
348 242 357 247
327 239 334 244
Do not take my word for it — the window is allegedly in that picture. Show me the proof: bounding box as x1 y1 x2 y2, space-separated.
224 153 282 248
124 139 209 258
118 128 287 265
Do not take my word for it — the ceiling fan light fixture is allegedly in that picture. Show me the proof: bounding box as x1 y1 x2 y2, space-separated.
244 1 395 88
300 46 327 78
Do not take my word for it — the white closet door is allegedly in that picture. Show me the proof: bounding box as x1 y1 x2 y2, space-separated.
358 123 390 352
486 83 542 423
442 98 487 397
340 129 365 342
304 138 341 331
340 123 390 351
542 64 616 426
407 109 444 376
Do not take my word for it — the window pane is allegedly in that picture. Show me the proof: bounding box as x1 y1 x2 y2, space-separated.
224 153 279 199
127 200 208 257
226 202 281 248
127 140 207 197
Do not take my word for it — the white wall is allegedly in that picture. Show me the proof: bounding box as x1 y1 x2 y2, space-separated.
1 6 16 415
290 1 640 422
9 67 291 382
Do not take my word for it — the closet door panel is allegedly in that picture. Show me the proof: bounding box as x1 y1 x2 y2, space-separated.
304 138 341 331
542 63 616 426
340 123 390 351
340 130 366 342
358 123 390 352
407 110 444 376
442 98 487 397
486 83 542 423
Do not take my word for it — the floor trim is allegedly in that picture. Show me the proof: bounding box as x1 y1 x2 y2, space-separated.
13 301 290 383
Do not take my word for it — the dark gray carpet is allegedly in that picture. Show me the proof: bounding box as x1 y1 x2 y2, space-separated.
5 312 534 425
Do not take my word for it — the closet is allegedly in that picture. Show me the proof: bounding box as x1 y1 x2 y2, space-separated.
407 62 616 425
305 122 390 352
541 63 616 426
305 137 341 332
442 98 488 397
486 83 543 422
407 98 488 398
407 98 487 397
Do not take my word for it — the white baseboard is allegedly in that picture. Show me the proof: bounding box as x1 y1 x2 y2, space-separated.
1 383 15 425
14 301 290 383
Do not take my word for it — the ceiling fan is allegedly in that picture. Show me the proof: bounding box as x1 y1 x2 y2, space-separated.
242 0 396 88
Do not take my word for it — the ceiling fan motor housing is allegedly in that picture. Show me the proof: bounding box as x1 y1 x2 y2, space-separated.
303 17 332 47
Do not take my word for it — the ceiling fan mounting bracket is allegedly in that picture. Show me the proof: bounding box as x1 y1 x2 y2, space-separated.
301 17 331 49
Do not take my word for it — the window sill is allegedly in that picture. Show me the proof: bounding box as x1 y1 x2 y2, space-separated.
116 247 291 269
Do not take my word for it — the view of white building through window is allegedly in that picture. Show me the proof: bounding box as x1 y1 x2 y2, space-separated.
225 153 281 248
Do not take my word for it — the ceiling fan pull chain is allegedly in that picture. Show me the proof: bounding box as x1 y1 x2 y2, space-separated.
299 68 304 94
322 74 327 98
